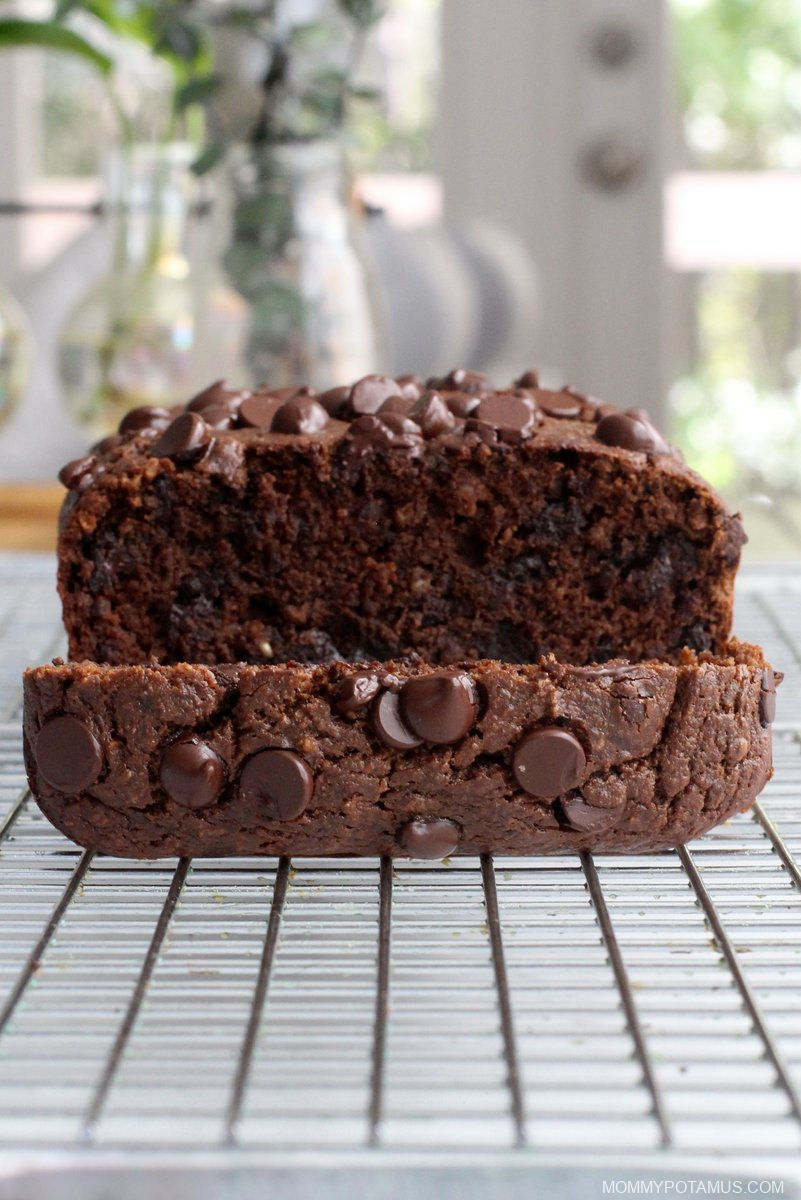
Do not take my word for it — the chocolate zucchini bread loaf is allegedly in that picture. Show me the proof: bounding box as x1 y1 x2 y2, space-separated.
24 369 773 859
23 645 775 859
57 371 745 668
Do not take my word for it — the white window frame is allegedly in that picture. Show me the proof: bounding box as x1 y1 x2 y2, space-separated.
437 0 667 415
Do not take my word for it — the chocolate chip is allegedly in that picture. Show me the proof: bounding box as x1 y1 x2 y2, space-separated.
199 403 237 430
91 433 124 455
371 689 424 750
378 411 421 436
272 385 316 401
475 393 539 441
464 418 499 444
160 736 225 809
335 671 382 715
346 414 423 455
539 393 584 419
514 369 540 389
239 748 313 820
560 796 616 832
272 396 330 435
760 667 776 727
318 385 351 417
595 409 670 454
413 391 456 438
187 380 246 417
379 394 417 416
151 412 212 460
445 392 480 418
400 671 478 744
398 817 460 859
395 373 424 401
118 405 173 435
512 727 587 797
58 455 96 491
238 393 284 430
35 715 103 792
430 368 490 394
349 374 402 415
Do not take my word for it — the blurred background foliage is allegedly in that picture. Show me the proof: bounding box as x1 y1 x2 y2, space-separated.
5 0 801 495
671 0 801 495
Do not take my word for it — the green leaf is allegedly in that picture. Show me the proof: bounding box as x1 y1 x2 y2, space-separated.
0 18 112 74
191 141 226 176
174 73 219 113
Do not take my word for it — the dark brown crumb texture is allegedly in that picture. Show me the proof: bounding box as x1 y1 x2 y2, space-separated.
56 378 745 669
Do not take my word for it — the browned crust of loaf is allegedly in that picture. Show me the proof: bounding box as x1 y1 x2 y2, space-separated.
23 642 773 859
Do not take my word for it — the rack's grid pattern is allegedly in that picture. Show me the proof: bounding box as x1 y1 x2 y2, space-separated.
2 557 801 1157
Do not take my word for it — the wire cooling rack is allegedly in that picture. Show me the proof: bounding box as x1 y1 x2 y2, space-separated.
2 554 801 1195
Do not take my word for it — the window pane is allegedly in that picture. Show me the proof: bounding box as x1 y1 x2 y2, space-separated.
669 0 801 499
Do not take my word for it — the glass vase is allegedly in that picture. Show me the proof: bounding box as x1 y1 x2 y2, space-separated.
0 285 31 429
59 143 249 437
223 138 385 388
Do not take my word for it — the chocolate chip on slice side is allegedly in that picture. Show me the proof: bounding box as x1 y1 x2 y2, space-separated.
335 671 382 715
271 396 331 435
512 727 587 798
398 817 460 859
159 736 226 809
760 667 776 727
371 689 424 750
400 671 478 745
34 714 103 792
239 748 314 820
151 411 212 460
560 796 616 832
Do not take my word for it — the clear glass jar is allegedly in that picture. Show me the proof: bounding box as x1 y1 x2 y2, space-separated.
223 138 385 388
59 143 249 437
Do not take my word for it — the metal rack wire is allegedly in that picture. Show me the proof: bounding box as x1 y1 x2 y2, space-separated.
2 555 801 1183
